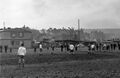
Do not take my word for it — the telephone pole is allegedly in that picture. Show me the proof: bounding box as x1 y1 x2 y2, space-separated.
78 19 80 41
3 21 5 29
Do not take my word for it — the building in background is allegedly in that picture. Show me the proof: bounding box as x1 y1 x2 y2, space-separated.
0 28 33 49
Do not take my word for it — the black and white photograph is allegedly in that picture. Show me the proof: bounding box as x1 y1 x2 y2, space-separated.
0 0 120 78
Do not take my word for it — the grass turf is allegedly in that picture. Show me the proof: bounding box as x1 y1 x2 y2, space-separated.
1 49 120 78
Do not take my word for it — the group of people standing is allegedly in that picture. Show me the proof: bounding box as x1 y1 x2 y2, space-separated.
88 42 120 52
2 41 120 69
17 43 77 68
33 42 78 54
60 43 78 52
33 43 43 53
0 45 12 53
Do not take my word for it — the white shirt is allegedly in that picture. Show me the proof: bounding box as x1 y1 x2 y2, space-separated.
103 44 107 47
69 44 74 50
18 46 26 56
91 44 95 49
39 44 42 48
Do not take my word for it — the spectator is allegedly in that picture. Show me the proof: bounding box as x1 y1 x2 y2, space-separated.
0 45 2 53
118 43 120 50
34 47 37 52
103 43 107 51
91 44 95 51
96 43 99 51
113 43 116 51
51 44 55 51
67 44 69 51
9 45 12 53
69 44 74 54
39 43 43 52
4 45 8 53
88 44 91 51
75 44 78 51
61 44 64 52
47 45 49 50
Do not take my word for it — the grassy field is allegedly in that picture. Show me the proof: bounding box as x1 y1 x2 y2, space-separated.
1 48 120 78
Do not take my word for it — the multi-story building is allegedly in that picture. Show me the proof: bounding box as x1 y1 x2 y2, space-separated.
0 28 33 49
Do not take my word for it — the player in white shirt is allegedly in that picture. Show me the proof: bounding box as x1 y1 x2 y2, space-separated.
17 43 26 68
39 44 43 52
69 44 74 54
91 44 95 51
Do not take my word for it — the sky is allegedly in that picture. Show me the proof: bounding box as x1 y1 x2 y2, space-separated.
0 0 120 29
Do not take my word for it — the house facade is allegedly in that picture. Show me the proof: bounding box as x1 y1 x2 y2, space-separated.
0 28 33 49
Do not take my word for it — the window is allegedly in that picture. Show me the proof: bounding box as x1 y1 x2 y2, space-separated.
14 40 23 46
11 40 24 46
11 33 16 38
15 41 20 45
19 32 24 37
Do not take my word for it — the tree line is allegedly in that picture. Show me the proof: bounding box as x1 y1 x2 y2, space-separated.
28 27 106 42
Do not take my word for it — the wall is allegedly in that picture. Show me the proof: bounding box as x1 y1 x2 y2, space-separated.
0 30 32 49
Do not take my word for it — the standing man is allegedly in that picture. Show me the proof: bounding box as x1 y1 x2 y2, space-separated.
51 44 55 51
118 43 120 51
4 45 8 53
34 47 37 52
69 44 74 54
0 45 2 53
75 44 78 51
91 44 95 51
67 43 69 51
39 43 43 52
61 44 64 52
9 45 12 53
17 43 26 68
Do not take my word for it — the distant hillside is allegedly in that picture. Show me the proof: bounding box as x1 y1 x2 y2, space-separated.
84 28 120 38
85 28 120 33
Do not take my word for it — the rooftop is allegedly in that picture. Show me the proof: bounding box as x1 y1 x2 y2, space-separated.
0 28 32 33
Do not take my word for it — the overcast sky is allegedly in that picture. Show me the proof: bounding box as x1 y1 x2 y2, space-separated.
0 0 120 29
